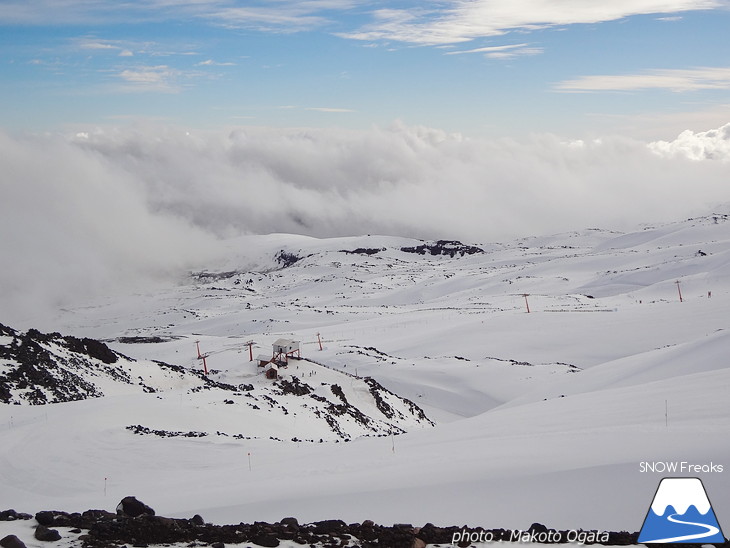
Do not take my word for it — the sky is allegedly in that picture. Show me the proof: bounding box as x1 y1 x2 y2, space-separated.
1 0 730 137
2 1 730 324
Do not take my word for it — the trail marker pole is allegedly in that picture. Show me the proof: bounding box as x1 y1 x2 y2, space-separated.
522 294 531 313
104 477 107 497
675 280 683 303
248 452 252 472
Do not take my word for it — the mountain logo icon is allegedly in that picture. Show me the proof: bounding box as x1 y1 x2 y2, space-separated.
638 477 725 543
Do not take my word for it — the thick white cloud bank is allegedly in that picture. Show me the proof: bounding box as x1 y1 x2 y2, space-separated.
2 121 730 324
648 122 730 160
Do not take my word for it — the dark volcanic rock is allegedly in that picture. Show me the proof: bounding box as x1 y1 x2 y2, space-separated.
0 535 26 548
0 324 237 406
341 247 384 255
0 510 31 522
34 511 56 526
34 525 62 541
401 239 484 257
312 519 346 535
116 496 155 518
190 514 205 526
0 325 117 404
280 517 299 529
19 504 645 548
64 336 118 364
274 250 302 268
251 532 280 547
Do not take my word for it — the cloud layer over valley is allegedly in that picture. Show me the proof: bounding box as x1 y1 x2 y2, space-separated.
2 121 730 324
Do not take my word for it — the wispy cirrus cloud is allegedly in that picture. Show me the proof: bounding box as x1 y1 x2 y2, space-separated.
340 0 722 45
1 0 721 45
196 59 236 66
445 43 543 59
555 66 730 93
0 0 361 33
207 6 327 32
79 41 118 51
278 105 356 113
306 107 356 113
117 65 186 92
75 38 139 57
0 0 152 24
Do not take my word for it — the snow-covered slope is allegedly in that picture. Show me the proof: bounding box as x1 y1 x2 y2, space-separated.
2 213 730 538
0 323 433 445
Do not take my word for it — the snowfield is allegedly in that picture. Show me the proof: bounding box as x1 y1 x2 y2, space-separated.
1 213 730 544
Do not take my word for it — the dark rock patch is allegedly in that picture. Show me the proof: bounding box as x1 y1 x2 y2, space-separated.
116 336 174 344
401 240 483 257
340 248 385 255
275 250 303 268
126 425 208 438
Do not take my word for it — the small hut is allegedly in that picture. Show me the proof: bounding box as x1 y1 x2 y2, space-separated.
265 363 279 379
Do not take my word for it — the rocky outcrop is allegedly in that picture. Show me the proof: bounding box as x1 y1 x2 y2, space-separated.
0 505 643 547
400 240 484 257
116 496 155 518
0 324 236 405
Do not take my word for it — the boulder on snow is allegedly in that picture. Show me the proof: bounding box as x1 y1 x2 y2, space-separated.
0 535 27 548
116 496 155 517
34 525 61 541
34 511 55 526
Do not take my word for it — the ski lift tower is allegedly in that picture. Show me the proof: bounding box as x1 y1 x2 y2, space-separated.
244 340 256 361
271 338 301 365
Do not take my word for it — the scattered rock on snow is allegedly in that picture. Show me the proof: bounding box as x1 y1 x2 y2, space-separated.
15 505 642 547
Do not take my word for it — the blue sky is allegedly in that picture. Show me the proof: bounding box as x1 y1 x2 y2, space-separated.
1 0 730 137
